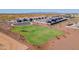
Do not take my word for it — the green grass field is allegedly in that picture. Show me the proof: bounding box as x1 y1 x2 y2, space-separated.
11 25 63 46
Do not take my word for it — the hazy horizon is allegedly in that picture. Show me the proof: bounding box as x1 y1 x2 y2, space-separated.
0 9 79 14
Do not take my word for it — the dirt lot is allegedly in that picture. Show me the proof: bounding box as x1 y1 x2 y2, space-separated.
0 32 29 50
41 18 79 50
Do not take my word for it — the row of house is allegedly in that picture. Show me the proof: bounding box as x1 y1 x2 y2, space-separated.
8 15 69 26
8 16 49 26
32 16 69 25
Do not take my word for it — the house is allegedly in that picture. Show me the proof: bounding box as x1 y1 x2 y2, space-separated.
8 18 31 26
47 16 68 25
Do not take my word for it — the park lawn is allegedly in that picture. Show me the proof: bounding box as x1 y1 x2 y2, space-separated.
11 25 63 46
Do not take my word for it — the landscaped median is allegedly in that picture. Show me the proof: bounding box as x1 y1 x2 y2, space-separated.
11 25 63 46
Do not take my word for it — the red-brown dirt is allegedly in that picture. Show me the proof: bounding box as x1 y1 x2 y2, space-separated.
0 32 29 50
41 19 79 50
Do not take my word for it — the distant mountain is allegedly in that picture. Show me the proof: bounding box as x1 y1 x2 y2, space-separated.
0 12 79 14
0 9 79 14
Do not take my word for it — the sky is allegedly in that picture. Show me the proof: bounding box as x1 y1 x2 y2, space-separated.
0 9 79 14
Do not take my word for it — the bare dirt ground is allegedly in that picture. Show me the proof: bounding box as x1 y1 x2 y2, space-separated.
41 18 79 50
0 32 29 50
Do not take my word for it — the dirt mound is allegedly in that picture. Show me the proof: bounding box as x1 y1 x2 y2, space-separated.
0 32 28 50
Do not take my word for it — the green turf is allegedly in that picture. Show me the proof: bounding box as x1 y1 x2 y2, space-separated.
11 25 63 46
